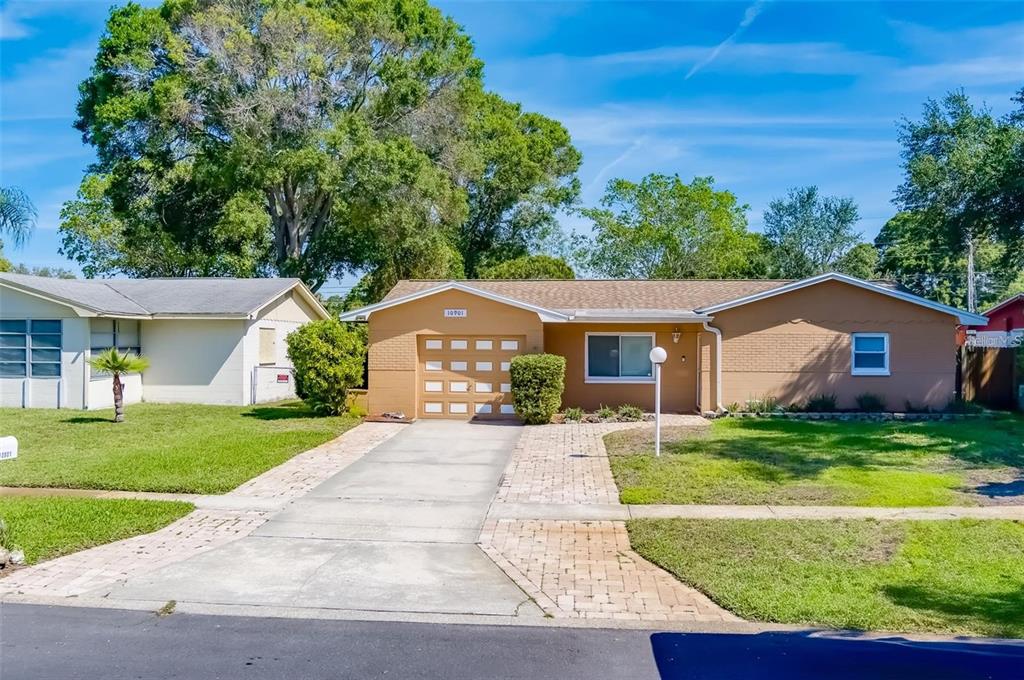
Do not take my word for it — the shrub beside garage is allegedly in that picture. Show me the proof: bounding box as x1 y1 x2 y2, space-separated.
509 354 566 424
287 320 365 416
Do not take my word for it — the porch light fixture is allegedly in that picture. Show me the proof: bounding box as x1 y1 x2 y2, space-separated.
649 346 668 457
672 328 681 344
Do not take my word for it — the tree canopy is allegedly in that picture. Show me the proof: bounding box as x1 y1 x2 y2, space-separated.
64 0 580 292
478 254 575 280
761 186 864 278
883 89 1024 307
576 174 762 279
876 211 1008 307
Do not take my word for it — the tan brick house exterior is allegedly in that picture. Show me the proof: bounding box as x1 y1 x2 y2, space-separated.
341 274 987 419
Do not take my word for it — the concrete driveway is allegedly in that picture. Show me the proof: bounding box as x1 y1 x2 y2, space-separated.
105 421 541 618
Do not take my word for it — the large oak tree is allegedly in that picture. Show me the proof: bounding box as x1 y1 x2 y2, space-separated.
64 0 579 293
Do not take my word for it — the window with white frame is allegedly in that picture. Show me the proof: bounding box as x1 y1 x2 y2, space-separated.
586 333 654 382
90 319 142 378
851 333 889 376
0 320 61 377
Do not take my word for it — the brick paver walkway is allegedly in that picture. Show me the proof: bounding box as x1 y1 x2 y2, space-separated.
495 415 706 505
480 518 738 622
0 422 406 599
481 417 739 623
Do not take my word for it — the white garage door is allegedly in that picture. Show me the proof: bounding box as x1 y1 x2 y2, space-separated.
418 335 523 419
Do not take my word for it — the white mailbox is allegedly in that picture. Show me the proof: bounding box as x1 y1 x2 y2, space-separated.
0 436 18 461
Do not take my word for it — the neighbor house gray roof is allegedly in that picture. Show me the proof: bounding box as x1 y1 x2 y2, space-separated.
0 273 325 319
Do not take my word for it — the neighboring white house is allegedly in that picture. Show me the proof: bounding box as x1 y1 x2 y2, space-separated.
0 274 329 409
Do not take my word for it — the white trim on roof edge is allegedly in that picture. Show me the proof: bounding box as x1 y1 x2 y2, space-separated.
0 277 103 317
247 280 331 320
979 293 1023 320
0 276 330 320
338 281 571 322
696 272 989 325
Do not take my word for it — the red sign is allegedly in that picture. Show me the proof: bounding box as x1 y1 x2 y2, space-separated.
277 374 289 383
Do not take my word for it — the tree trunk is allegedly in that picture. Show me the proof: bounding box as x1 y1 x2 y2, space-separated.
112 372 124 423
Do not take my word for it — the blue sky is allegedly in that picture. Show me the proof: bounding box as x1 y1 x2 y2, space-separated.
1 0 1022 288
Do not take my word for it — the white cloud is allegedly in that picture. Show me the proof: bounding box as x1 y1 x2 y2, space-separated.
0 5 34 40
564 41 892 77
889 55 1024 91
553 103 893 147
585 136 650 196
884 20 1024 90
686 0 770 79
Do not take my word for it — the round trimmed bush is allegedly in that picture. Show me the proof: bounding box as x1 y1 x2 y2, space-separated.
509 354 566 425
286 319 365 416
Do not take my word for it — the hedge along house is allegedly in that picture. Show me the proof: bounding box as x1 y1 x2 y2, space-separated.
0 274 329 409
340 273 987 419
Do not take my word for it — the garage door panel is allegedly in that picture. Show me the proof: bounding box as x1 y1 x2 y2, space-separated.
417 334 522 419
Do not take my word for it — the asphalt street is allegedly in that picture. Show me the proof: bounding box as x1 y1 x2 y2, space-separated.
2 603 1022 679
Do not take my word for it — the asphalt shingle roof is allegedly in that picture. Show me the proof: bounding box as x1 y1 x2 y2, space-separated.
0 274 302 317
384 279 800 313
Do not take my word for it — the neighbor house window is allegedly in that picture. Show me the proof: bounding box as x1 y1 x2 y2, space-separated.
0 320 61 378
851 333 889 376
90 319 142 378
586 333 654 382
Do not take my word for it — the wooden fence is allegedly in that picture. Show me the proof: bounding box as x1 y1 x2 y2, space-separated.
961 346 1022 411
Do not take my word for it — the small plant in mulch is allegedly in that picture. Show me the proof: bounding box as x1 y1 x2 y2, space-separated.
744 394 781 414
804 393 838 412
562 407 584 422
855 392 887 412
944 398 984 415
596 404 616 421
616 404 645 422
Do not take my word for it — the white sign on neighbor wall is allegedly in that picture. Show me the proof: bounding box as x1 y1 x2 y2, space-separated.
0 436 18 461
444 308 468 318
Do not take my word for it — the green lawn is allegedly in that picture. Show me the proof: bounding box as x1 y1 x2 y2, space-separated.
0 402 359 494
0 496 193 565
608 418 1024 506
628 518 1024 638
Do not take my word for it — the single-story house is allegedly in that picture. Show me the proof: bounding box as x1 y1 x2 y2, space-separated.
0 274 328 409
340 273 987 419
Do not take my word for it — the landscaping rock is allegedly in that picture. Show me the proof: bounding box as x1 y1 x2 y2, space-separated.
0 548 9 567
9 550 24 565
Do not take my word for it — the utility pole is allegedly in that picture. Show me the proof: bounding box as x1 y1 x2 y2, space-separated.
966 235 976 313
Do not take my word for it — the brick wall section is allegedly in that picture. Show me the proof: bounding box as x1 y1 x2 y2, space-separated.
367 290 543 417
714 280 958 410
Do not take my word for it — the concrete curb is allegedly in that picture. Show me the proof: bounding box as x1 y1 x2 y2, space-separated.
6 594 1024 645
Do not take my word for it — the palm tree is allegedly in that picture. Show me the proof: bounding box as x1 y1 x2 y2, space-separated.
0 186 37 250
87 348 150 423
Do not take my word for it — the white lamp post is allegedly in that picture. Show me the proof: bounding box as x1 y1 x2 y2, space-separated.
649 346 667 457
